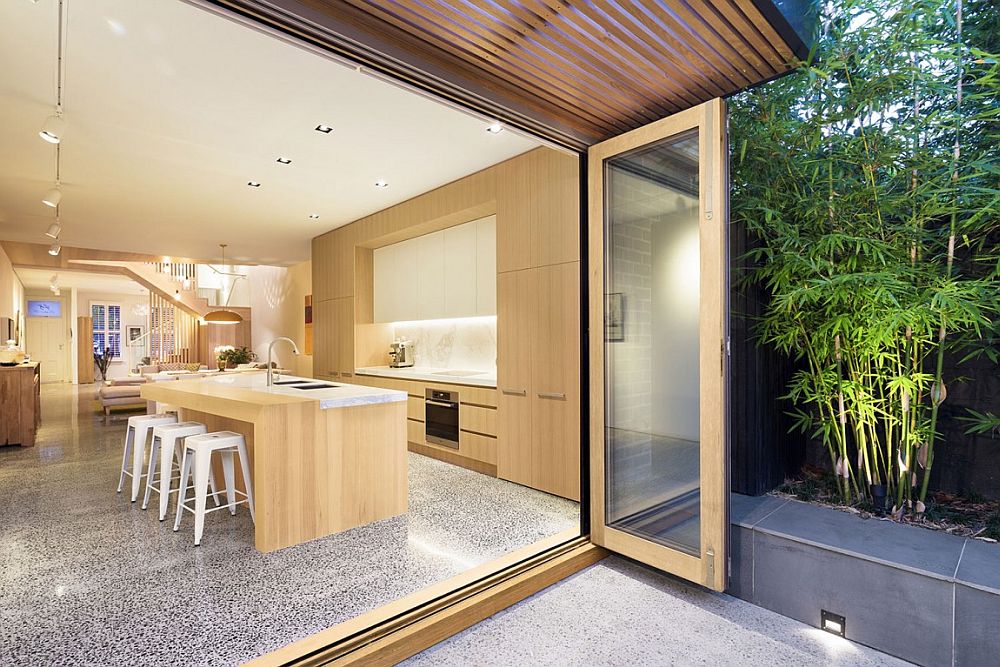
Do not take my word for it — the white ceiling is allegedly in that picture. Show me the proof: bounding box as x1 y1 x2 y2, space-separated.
16 267 146 295
0 0 540 265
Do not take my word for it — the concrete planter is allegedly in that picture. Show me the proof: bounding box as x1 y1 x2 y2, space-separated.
729 493 1000 666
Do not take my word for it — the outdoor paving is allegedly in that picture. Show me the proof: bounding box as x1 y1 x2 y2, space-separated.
405 556 910 666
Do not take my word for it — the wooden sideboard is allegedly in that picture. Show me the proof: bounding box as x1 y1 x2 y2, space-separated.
0 362 40 447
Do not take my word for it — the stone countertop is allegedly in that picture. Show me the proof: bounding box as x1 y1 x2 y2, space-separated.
142 372 407 410
355 366 497 388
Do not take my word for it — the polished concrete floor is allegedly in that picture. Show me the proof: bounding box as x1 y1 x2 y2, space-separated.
406 556 909 666
0 383 578 666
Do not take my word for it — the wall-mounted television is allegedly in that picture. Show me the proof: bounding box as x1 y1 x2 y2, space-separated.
27 300 61 318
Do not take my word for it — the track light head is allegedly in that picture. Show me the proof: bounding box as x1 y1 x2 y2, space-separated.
48 243 61 256
42 186 62 208
39 114 67 144
45 222 62 239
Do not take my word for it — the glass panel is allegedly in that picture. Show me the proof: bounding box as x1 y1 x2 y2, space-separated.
108 305 121 331
93 332 106 355
92 305 105 332
604 129 701 556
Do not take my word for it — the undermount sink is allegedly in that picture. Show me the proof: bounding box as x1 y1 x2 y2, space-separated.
272 380 311 385
290 383 339 390
432 370 485 377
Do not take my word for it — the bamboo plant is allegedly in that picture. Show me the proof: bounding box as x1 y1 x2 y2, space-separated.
729 0 999 516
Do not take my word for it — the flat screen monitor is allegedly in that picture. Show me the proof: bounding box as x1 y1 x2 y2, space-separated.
27 300 61 318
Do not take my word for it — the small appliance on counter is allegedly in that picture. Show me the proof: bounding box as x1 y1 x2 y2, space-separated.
388 338 414 368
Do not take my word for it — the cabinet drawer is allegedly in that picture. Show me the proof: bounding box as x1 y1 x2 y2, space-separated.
459 430 497 465
407 396 424 421
406 418 425 444
460 403 496 436
355 375 423 396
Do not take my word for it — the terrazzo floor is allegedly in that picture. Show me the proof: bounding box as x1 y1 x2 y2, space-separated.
405 557 909 666
0 383 579 666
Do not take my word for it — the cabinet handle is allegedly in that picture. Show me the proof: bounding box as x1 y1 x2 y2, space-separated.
501 388 527 396
537 392 566 400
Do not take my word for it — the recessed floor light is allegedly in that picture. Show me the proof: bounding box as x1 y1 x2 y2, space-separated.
315 124 334 133
374 180 389 188
486 122 504 134
247 181 261 187
276 157 292 164
309 213 320 220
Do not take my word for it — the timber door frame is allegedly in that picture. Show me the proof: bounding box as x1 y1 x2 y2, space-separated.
587 98 730 591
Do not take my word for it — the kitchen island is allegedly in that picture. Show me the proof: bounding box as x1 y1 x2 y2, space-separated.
141 372 407 552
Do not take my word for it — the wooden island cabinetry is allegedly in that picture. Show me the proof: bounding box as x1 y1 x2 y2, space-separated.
0 362 41 447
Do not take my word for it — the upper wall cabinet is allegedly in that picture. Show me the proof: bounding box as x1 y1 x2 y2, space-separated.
497 149 580 273
313 227 356 302
374 216 496 323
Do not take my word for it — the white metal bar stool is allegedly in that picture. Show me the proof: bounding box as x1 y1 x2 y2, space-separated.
173 431 255 546
142 421 222 521
116 413 178 502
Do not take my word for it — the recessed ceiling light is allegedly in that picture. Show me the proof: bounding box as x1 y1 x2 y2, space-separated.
247 181 261 187
374 180 389 188
315 124 334 134
308 213 320 220
276 157 292 165
486 122 504 134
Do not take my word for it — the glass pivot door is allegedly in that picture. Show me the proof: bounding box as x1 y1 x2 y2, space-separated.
588 99 728 591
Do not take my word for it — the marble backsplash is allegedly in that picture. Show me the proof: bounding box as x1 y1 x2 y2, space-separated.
392 317 496 372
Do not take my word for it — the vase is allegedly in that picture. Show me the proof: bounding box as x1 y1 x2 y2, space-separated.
217 360 226 371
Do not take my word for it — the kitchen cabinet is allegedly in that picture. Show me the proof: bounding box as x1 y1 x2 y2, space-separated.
373 216 496 323
313 297 354 379
497 262 580 500
497 149 579 273
312 227 355 302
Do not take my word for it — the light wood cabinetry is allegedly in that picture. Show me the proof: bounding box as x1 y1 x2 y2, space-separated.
497 149 580 273
313 297 355 379
497 262 580 501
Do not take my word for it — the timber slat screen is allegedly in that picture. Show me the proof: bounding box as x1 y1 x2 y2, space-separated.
321 0 798 140
149 292 200 364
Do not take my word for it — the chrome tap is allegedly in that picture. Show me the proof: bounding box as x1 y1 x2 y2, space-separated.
267 337 300 386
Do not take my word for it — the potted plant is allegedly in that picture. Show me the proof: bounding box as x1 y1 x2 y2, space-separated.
214 345 254 370
94 347 112 382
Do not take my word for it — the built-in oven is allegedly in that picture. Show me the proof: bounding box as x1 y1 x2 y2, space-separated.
425 388 459 449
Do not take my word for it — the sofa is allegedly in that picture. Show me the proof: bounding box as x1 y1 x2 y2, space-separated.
98 378 150 425
138 362 206 379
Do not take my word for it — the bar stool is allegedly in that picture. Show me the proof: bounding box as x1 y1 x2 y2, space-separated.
142 421 222 521
116 413 178 502
174 431 255 546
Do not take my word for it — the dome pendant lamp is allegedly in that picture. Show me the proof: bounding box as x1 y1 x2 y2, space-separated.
204 244 244 325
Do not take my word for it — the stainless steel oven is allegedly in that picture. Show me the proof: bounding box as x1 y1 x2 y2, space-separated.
425 388 459 449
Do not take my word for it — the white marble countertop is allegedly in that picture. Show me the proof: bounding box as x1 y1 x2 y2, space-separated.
197 372 407 409
355 366 497 388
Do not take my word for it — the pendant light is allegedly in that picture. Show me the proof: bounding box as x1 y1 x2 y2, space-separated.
204 244 243 325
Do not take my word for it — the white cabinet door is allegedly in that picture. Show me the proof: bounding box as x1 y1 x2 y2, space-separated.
476 215 497 315
416 231 446 319
443 223 478 317
373 243 394 323
395 237 421 321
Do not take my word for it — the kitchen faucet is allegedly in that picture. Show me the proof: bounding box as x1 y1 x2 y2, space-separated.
267 337 300 386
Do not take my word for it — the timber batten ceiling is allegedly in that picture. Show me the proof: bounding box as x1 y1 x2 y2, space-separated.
205 0 808 146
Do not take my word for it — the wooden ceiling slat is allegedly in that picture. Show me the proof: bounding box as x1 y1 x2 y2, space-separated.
619 1 756 89
344 0 631 132
590 0 749 92
732 0 797 63
456 0 680 119
707 0 789 69
546 0 727 101
527 0 709 108
404 0 656 125
438 0 676 121
515 0 701 112
674 0 776 80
